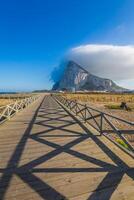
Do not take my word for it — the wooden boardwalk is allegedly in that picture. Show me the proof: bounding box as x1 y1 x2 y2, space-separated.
0 95 134 200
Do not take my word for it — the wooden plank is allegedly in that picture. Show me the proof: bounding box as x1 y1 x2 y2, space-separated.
0 95 134 200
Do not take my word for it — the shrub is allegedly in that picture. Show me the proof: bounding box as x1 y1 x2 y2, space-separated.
116 138 129 149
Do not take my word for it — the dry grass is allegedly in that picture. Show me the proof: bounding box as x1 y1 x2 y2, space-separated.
62 93 134 103
62 93 134 111
61 93 134 114
0 99 16 107
0 93 34 107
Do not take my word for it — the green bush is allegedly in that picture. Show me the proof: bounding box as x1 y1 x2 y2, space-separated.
105 104 121 109
105 104 132 111
116 138 129 149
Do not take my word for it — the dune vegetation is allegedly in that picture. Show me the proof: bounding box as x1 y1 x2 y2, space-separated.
62 93 134 103
61 93 134 111
0 94 33 107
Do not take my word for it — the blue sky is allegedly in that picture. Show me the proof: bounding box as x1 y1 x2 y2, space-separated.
0 0 134 91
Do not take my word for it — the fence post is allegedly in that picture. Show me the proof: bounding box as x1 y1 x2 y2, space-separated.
7 106 11 120
15 101 19 112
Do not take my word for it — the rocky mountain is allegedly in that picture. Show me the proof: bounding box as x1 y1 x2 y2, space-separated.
52 61 128 92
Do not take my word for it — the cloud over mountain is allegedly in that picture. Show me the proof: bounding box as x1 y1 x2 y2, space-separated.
51 44 134 89
68 44 134 81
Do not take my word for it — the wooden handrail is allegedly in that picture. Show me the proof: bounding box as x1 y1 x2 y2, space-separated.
0 95 39 124
54 94 134 153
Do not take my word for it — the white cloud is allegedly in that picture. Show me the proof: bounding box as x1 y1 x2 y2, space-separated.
116 79 134 90
68 44 134 84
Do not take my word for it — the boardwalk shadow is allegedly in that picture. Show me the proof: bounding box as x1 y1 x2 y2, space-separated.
0 96 133 200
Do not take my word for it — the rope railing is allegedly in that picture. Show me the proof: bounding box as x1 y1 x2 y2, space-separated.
0 95 39 124
54 94 134 153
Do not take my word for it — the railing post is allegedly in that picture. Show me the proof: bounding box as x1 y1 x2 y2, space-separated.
15 101 19 112
7 106 11 120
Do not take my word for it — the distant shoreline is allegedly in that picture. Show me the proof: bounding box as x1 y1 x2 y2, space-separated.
0 92 17 94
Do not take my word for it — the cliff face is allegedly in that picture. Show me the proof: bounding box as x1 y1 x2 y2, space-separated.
53 61 127 92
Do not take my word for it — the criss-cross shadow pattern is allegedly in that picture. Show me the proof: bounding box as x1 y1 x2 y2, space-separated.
0 95 134 200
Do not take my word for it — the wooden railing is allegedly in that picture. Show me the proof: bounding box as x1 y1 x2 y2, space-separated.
0 95 39 124
54 95 134 153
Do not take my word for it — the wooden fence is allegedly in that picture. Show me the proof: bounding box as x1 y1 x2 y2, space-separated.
54 95 134 154
0 95 39 124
